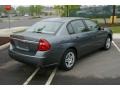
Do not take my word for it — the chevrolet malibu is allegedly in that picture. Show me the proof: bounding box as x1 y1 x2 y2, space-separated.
9 17 112 71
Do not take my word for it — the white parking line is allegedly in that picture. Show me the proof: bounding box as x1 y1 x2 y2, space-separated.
23 67 40 85
0 42 10 50
112 41 120 52
45 68 57 85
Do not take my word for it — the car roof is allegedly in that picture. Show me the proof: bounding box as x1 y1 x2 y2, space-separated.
41 17 89 23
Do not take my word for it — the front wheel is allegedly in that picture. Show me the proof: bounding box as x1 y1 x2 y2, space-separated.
59 49 76 71
103 36 111 50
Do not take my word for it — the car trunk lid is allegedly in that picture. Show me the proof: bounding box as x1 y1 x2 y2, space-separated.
10 32 54 54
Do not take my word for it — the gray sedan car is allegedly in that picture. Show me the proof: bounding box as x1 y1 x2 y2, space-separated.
9 17 112 70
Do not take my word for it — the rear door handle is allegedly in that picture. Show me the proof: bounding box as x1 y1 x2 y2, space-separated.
76 36 80 39
91 35 96 38
73 36 80 40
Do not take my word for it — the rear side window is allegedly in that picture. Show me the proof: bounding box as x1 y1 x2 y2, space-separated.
67 23 74 34
84 20 97 31
27 21 63 34
71 20 85 34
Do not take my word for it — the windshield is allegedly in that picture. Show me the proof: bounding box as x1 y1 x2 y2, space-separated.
26 21 63 34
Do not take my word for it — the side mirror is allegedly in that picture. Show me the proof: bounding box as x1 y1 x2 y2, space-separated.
98 26 104 31
93 20 98 24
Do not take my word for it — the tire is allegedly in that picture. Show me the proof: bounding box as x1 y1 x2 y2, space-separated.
59 49 76 71
103 36 111 50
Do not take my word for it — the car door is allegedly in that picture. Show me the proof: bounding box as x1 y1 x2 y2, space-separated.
84 19 107 49
67 20 94 57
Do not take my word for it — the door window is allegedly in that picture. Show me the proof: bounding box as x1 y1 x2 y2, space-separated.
71 20 86 34
67 23 75 34
84 20 98 31
85 20 97 31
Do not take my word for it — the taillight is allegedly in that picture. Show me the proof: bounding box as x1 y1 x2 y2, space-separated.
37 39 51 51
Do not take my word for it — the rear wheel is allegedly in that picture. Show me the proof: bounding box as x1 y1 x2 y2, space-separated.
59 49 76 71
103 36 111 50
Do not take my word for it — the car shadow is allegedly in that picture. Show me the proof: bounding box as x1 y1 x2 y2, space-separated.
75 48 110 67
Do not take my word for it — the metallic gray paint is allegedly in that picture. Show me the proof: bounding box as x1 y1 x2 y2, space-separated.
9 17 112 67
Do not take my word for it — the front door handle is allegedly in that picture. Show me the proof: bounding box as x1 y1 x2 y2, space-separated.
74 36 80 40
91 36 96 39
76 36 80 39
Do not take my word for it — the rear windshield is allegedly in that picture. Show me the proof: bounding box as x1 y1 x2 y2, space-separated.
26 21 63 34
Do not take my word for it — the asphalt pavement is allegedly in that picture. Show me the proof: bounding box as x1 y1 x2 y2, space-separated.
0 17 42 29
0 39 120 85
0 16 56 29
0 47 55 85
52 42 120 85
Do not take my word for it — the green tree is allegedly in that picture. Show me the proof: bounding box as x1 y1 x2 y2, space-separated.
16 6 26 16
54 5 80 17
0 5 16 16
16 5 43 16
54 5 63 16
29 5 35 16
29 5 43 16
0 5 4 13
35 5 43 16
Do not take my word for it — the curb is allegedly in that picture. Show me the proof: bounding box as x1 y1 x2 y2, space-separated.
0 42 10 50
113 33 120 39
0 26 28 37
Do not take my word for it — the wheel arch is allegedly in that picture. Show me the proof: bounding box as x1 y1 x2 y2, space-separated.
65 47 78 59
108 33 112 41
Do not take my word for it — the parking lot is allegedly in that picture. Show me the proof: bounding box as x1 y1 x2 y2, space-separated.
0 38 119 85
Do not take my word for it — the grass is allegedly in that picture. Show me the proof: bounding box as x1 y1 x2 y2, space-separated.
110 26 120 33
92 18 120 33
93 18 120 24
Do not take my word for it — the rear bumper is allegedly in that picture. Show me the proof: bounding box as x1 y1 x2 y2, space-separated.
8 41 65 67
8 49 52 67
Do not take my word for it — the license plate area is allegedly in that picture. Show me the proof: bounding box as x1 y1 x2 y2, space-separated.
15 41 29 51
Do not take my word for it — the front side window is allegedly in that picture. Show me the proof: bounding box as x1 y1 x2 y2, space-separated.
84 20 97 31
26 21 63 34
71 20 85 34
